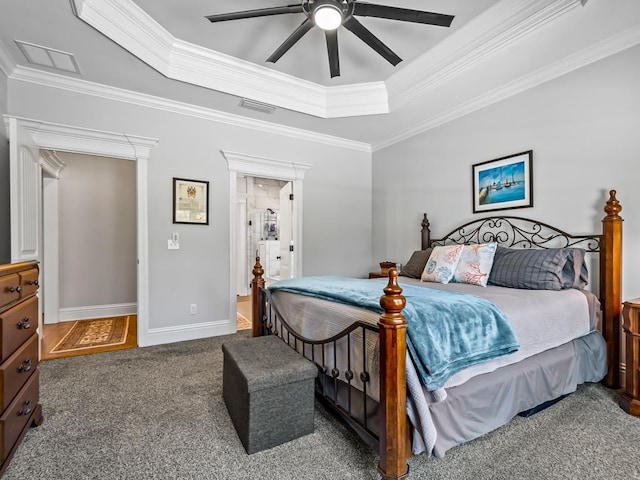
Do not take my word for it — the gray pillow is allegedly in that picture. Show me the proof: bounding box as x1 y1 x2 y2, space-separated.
487 247 588 290
562 248 589 289
400 249 433 279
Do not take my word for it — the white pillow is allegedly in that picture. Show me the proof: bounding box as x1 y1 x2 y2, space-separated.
453 243 498 287
421 245 464 284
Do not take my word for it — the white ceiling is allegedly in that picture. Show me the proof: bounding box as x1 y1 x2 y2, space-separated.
0 0 639 150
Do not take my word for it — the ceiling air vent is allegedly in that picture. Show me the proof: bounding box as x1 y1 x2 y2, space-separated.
15 40 81 74
238 98 276 114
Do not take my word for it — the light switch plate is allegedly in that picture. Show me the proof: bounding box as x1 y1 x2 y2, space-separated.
168 239 179 250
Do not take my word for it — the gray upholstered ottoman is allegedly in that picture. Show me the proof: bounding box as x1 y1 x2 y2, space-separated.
222 335 317 454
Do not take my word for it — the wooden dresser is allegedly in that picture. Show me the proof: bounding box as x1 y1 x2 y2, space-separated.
0 261 43 476
620 298 640 416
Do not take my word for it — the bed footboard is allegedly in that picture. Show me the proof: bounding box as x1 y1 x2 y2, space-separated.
250 263 410 479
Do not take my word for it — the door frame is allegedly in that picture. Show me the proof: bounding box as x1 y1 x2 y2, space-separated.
4 116 158 346
223 151 310 328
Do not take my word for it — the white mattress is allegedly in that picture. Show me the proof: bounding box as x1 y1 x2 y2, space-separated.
394 278 597 389
270 278 598 391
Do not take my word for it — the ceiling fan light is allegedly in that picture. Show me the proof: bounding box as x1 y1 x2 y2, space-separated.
313 4 343 30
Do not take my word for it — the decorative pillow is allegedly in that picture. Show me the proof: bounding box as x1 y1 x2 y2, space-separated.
453 243 498 287
399 248 433 279
561 248 589 289
421 245 464 284
487 246 588 290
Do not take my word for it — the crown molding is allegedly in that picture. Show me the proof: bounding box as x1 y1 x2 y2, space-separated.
71 0 388 119
386 0 583 110
223 151 312 181
40 150 67 179
10 66 371 153
373 24 640 151
4 114 159 160
0 39 15 77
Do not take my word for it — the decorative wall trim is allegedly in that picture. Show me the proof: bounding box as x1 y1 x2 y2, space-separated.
4 115 158 347
387 0 583 110
10 66 371 153
223 151 311 181
0 40 15 77
146 320 234 346
374 24 640 151
70 0 388 119
58 302 137 322
40 150 66 179
69 0 587 120
12 116 158 160
224 151 309 332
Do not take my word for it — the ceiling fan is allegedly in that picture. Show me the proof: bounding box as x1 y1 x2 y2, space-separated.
205 1 454 78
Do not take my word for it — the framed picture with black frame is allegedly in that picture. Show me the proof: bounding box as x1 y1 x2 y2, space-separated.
472 150 533 213
173 177 209 225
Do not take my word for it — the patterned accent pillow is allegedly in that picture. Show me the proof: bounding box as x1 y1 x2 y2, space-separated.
399 248 433 279
421 245 464 284
487 246 587 290
453 243 498 287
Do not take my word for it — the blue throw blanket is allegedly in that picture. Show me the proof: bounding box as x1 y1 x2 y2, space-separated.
268 276 519 391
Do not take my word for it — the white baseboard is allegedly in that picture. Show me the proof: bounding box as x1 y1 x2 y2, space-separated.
140 319 235 347
58 303 137 322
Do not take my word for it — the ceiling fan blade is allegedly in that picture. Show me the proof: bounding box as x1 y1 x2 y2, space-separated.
205 4 303 23
353 3 454 27
266 19 314 64
343 16 402 66
325 30 340 78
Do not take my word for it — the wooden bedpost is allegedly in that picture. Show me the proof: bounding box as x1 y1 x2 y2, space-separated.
421 213 431 250
251 256 265 338
601 190 623 389
377 269 409 480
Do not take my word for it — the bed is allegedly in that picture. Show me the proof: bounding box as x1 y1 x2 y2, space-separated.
249 190 623 480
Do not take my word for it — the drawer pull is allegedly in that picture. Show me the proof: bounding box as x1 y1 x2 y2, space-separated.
18 364 32 373
18 408 32 416
17 317 31 329
26 279 38 286
9 285 23 293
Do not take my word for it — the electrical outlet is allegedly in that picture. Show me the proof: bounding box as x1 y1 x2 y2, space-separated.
189 304 198 315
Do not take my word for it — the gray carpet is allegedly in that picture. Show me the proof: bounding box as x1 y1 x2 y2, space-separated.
5 331 640 479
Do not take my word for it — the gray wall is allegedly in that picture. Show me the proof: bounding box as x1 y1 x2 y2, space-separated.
372 45 640 302
0 69 10 264
58 152 137 308
7 78 373 333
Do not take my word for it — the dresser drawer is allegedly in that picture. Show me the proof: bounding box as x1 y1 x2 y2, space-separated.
0 370 38 462
18 268 39 299
0 275 21 311
0 335 38 411
0 296 37 363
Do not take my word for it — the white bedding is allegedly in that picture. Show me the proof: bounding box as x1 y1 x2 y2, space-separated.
268 278 599 455
393 278 597 389
270 278 598 390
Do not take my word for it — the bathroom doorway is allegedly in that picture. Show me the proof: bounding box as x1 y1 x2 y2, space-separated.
236 176 293 329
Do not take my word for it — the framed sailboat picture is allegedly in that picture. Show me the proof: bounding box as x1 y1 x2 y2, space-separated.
472 150 533 213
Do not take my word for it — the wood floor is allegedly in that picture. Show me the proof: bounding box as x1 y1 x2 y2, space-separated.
41 316 138 361
42 300 250 361
237 295 252 330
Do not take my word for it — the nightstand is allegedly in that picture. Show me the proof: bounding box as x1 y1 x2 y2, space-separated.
368 271 389 279
620 298 640 416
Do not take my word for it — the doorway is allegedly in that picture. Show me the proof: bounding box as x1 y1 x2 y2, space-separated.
40 152 138 359
224 150 311 332
6 116 157 352
236 176 293 329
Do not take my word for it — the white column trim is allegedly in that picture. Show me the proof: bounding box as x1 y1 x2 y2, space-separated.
3 115 158 346
223 150 310 328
